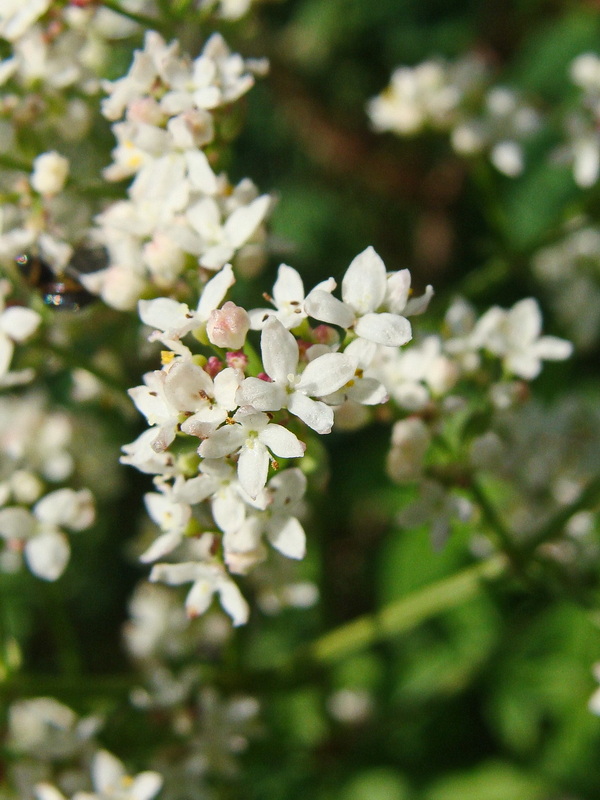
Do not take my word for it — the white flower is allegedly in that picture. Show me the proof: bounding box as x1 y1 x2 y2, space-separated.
0 283 42 379
0 488 94 580
198 408 305 499
236 317 355 434
138 263 235 352
72 749 163 800
150 560 249 624
304 247 413 347
248 263 336 330
320 338 388 407
472 298 573 379
0 0 51 42
223 468 308 573
30 152 70 196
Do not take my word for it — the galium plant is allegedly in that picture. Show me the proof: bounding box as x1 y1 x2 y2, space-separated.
1 2 600 799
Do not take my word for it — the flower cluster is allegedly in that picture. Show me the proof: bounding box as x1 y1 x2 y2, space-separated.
367 55 540 176
85 30 271 309
0 390 96 580
123 246 433 623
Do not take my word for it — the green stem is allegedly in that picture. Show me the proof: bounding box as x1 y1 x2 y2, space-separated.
0 153 32 173
42 342 130 397
524 474 600 554
303 554 507 665
99 0 165 32
470 477 524 571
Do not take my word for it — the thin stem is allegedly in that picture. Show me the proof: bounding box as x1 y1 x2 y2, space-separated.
301 554 507 665
469 477 525 571
99 0 165 32
0 153 32 173
524 474 600 554
41 342 130 397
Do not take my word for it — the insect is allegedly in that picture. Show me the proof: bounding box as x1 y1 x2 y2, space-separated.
15 246 107 311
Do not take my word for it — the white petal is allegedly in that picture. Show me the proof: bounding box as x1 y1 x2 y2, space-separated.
534 335 573 361
385 269 411 313
0 506 36 540
93 750 127 795
261 317 299 384
354 312 412 347
509 298 542 343
25 530 70 581
196 263 235 321
216 577 249 626
198 425 245 458
404 284 434 316
236 376 286 411
341 246 387 314
296 352 355 396
304 289 355 328
212 491 246 534
0 334 13 375
130 772 163 800
138 297 191 333
267 515 306 559
223 195 271 248
272 264 305 306
237 442 270 498
259 423 306 458
164 358 214 412
185 150 218 193
288 393 334 434
150 561 200 585
0 306 41 341
140 530 183 563
186 578 214 618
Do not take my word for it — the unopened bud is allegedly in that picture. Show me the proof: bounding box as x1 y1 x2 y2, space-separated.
207 302 250 350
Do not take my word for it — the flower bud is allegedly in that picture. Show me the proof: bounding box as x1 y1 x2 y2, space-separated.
30 152 69 196
206 302 250 350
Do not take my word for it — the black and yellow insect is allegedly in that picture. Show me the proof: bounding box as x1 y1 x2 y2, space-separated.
15 246 106 312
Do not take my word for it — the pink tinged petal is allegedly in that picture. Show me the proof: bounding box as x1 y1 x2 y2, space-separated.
1 306 41 341
510 298 542 342
25 531 70 581
236 376 286 411
534 336 573 361
223 195 271 248
296 352 355 396
140 530 183 563
196 264 235 321
304 289 355 328
288 392 334 434
237 441 270 498
216 577 250 626
261 317 299 383
185 578 214 618
259 424 306 458
267 516 306 559
130 772 163 800
341 246 387 314
272 264 305 306
354 312 412 347
198 425 246 459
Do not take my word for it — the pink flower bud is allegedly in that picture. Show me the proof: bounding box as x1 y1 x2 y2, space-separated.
206 302 250 350
204 356 223 378
226 350 248 371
